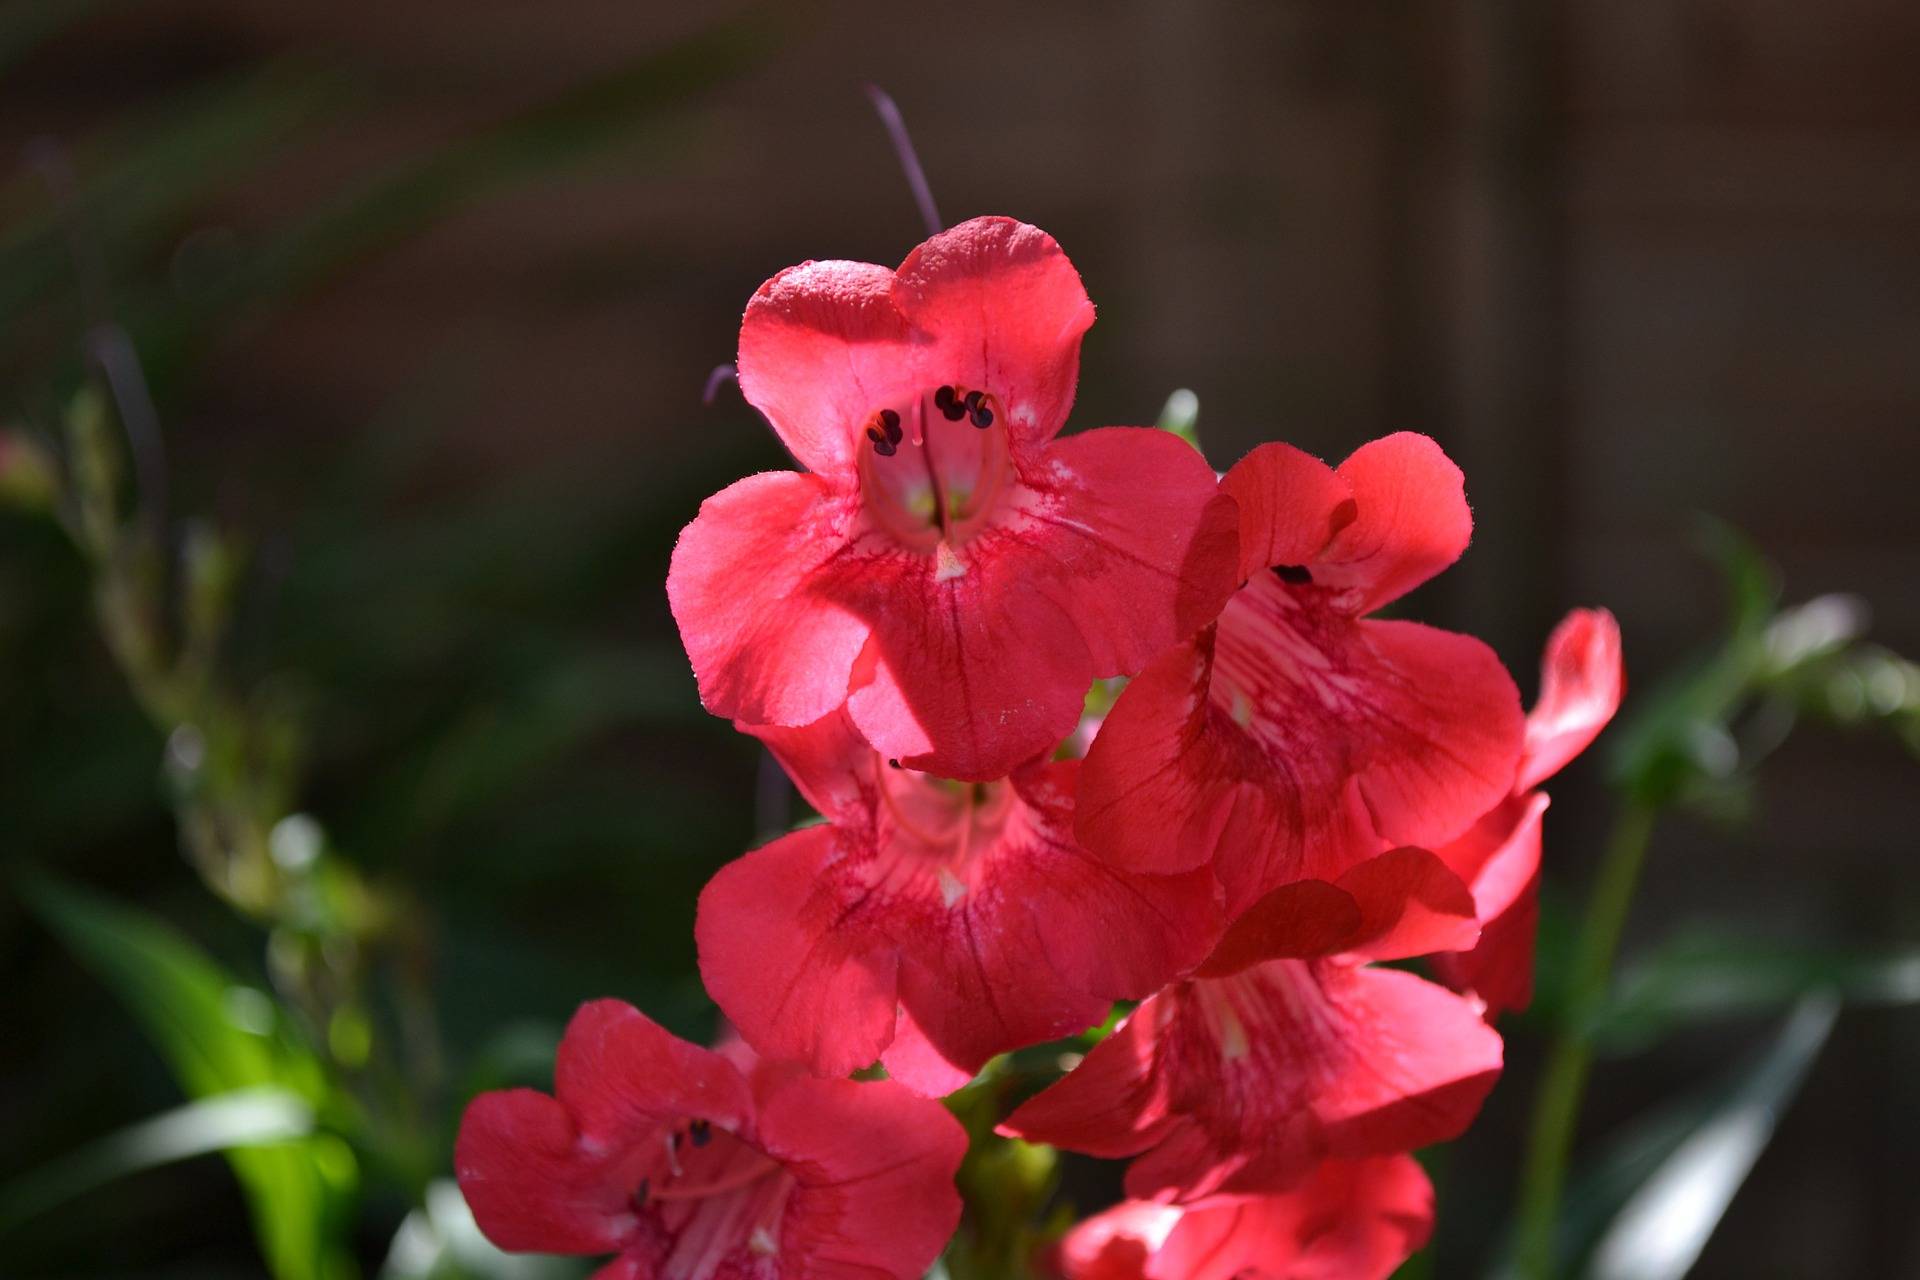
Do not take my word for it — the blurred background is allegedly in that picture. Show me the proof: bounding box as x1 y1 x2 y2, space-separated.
2 2 1917 1276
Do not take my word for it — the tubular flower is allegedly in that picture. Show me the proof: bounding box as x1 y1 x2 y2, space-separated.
1075 433 1527 913
454 999 966 1280
1000 845 1501 1201
668 216 1238 781
1432 606 1625 1016
1053 1155 1433 1280
695 708 1222 1097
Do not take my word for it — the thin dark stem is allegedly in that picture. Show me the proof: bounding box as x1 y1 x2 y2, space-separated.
702 362 739 407
86 325 172 552
28 136 173 579
1514 801 1659 1278
863 84 943 238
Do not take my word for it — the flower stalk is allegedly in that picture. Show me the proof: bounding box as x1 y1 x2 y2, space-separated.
1513 799 1659 1278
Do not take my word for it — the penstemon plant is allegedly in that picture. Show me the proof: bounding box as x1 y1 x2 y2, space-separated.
450 206 1624 1278
13 70 1918 1280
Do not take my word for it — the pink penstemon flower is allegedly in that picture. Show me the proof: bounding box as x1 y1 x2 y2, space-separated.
668 216 1237 782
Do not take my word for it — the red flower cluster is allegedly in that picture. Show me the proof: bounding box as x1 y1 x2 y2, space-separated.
456 217 1624 1278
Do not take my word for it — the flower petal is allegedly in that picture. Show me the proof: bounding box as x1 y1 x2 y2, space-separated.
1075 632 1245 878
1219 442 1355 582
456 1087 631 1256
1519 606 1625 791
1334 846 1481 962
1081 576 1521 909
997 1004 1175 1159
1316 433 1472 615
893 216 1095 451
759 1074 968 1280
696 824 901 1079
888 762 1221 1090
1194 847 1477 977
1013 427 1241 674
1431 792 1549 1017
835 548 1092 781
736 258 914 476
1140 1156 1432 1280
1347 618 1526 851
667 470 870 730
743 706 877 829
553 999 755 1148
1026 961 1503 1201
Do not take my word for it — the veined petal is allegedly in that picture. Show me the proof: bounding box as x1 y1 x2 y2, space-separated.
835 543 1093 780
758 1074 967 1280
1519 606 1624 791
893 216 1095 451
1345 618 1526 852
1018 960 1502 1202
667 470 869 730
1012 428 1240 674
1316 433 1472 615
886 761 1220 1090
997 1003 1176 1159
1083 573 1521 909
695 824 901 1079
736 259 914 476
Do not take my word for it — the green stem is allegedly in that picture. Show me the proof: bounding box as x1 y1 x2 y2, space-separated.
1513 801 1658 1278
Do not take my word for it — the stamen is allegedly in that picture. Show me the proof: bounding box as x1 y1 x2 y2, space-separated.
690 1119 712 1148
969 403 994 429
634 1177 651 1208
934 385 965 421
866 425 898 457
1273 564 1313 585
879 408 903 444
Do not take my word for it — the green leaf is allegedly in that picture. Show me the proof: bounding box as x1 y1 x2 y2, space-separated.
1497 997 1837 1279
1596 930 1920 1048
0 1087 313 1234
20 873 355 1280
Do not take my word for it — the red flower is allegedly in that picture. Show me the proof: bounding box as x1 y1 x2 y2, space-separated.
1075 434 1526 913
668 216 1238 781
1054 1156 1433 1280
696 708 1222 1096
455 999 966 1279
1000 846 1500 1200
1432 607 1625 1015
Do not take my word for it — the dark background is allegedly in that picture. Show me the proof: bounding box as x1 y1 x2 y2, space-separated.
3 2 1917 1276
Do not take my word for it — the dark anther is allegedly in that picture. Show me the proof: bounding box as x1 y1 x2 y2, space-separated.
879 408 903 443
634 1177 651 1208
963 390 983 412
969 403 994 429
867 425 898 457
689 1118 713 1148
935 385 967 421
887 758 902 769
1273 564 1313 585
